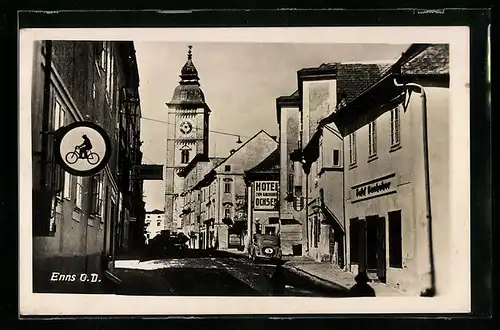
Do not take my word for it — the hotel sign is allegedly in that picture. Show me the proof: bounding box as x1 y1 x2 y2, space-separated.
253 181 279 211
351 173 397 203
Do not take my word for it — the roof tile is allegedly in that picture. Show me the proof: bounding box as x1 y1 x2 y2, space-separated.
402 44 449 75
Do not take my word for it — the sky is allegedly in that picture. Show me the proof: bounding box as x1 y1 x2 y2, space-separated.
135 42 410 211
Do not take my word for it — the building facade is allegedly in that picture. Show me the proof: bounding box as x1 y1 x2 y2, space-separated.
244 148 281 241
276 91 303 256
298 64 346 264
31 40 144 292
310 44 451 295
196 130 278 250
144 209 165 244
175 130 278 250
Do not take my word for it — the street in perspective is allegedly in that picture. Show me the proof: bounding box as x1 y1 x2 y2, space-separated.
29 39 451 299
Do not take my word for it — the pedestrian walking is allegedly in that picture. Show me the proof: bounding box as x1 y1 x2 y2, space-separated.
349 272 376 297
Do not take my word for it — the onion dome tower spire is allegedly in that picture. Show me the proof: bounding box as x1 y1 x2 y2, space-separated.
169 45 205 105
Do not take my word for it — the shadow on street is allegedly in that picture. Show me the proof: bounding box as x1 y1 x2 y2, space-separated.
113 248 354 297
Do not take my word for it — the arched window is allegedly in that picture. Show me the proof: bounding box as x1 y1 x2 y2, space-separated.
181 149 190 164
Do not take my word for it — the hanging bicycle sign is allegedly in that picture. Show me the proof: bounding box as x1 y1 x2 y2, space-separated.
54 121 112 177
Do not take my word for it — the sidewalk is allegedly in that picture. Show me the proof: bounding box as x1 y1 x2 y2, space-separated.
222 249 410 297
283 256 411 297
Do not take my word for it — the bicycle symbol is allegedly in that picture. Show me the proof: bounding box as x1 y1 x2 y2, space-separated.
65 146 100 165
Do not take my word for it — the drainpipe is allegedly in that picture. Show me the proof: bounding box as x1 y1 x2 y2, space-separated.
304 166 309 254
342 147 346 269
393 78 435 297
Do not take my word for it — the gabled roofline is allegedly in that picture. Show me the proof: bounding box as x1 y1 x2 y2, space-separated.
210 129 278 174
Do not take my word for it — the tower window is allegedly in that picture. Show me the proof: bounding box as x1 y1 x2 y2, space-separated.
181 149 190 164
224 182 231 193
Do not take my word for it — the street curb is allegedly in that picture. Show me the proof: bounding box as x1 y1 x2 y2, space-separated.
283 264 350 292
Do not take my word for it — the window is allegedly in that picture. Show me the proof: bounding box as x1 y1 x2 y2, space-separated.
224 165 231 172
368 121 377 157
90 175 104 217
333 149 340 166
181 149 190 164
157 220 161 226
349 218 360 263
389 211 403 268
224 207 231 219
76 177 84 209
92 82 96 100
287 173 294 194
348 133 357 165
224 182 231 193
63 172 72 199
53 99 66 130
390 106 401 147
313 217 320 248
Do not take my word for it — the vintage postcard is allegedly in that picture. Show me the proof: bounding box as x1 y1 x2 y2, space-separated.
19 25 471 316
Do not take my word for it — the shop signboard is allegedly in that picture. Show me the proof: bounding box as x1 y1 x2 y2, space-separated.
351 173 397 203
253 180 279 211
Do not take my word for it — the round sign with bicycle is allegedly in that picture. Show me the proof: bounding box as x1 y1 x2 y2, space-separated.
54 121 112 177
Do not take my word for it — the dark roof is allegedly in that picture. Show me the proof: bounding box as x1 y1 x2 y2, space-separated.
297 63 338 81
245 148 280 176
401 44 449 75
337 63 394 105
146 209 164 214
318 43 449 136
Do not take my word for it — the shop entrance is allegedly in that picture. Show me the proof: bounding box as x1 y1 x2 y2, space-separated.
365 216 386 282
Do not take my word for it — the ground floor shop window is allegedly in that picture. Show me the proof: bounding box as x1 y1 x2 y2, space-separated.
389 210 403 268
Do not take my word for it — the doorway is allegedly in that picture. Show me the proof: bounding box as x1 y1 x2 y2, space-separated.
365 216 386 282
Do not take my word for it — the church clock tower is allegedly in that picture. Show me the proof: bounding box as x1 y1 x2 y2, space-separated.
164 46 210 231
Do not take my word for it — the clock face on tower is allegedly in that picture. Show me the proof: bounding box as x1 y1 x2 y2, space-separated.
178 119 195 137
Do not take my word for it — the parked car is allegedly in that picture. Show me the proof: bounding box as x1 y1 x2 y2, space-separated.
147 231 189 256
248 233 282 262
